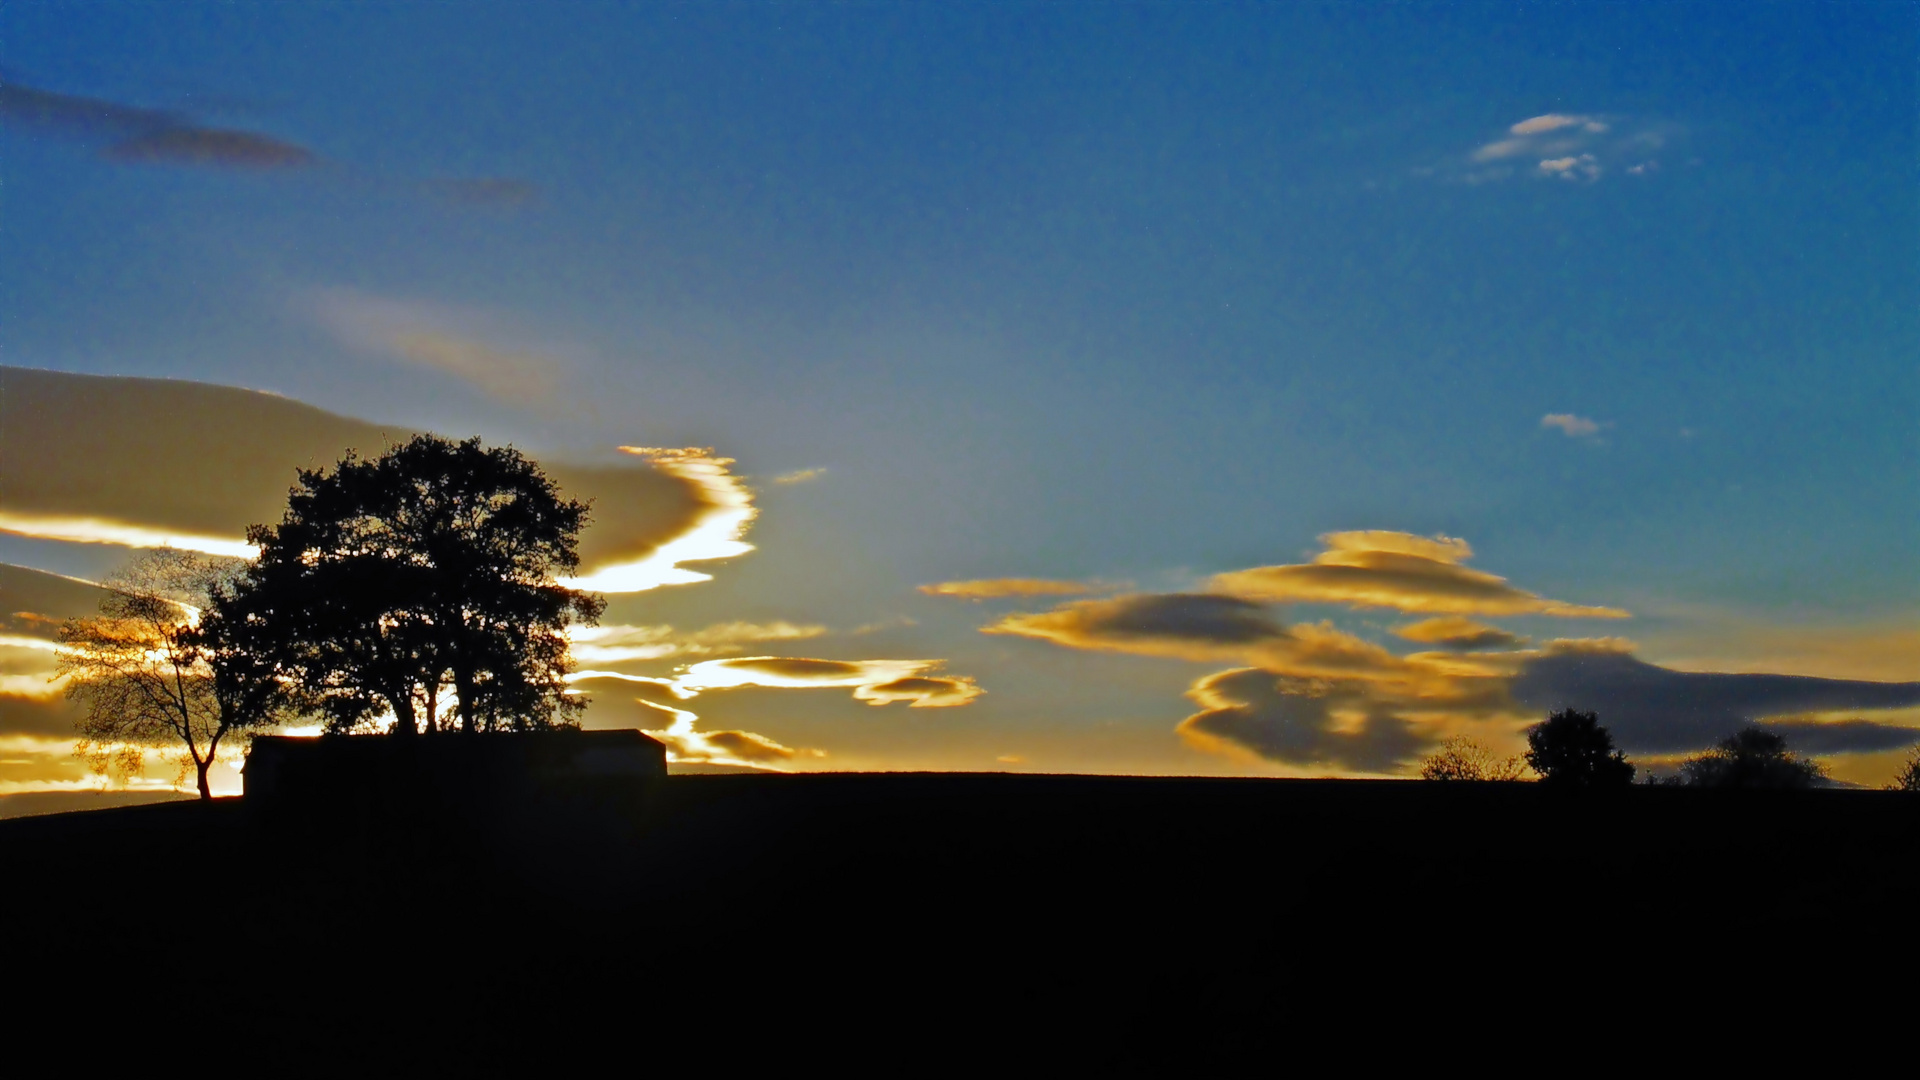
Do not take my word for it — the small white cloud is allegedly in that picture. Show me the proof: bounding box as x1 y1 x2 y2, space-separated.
772 468 827 485
1541 413 1603 438
1443 113 1678 187
1538 154 1601 181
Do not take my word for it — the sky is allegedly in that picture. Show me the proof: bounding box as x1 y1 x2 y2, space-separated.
2 1 1915 802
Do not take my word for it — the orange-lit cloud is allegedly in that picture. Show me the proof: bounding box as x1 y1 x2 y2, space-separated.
0 511 258 559
0 368 739 593
1210 531 1629 617
772 468 827 485
563 448 757 592
568 621 826 663
1393 616 1527 651
676 657 983 708
920 578 1098 600
631 700 819 769
1177 667 1434 776
980 533 1919 774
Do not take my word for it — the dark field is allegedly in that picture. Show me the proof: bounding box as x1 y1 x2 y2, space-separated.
7 774 1915 1057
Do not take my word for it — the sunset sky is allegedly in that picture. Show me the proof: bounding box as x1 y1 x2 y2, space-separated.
2 2 1915 802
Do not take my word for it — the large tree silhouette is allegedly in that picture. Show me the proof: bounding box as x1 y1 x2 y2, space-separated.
237 435 604 736
1524 709 1635 789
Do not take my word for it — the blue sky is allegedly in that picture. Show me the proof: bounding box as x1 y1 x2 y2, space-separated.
2 2 1915 791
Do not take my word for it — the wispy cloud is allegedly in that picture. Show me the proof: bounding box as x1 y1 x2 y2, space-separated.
920 578 1100 600
568 620 826 663
677 657 983 708
772 468 827 485
307 290 571 409
1437 112 1673 185
1541 413 1604 438
0 75 318 171
1393 616 1527 651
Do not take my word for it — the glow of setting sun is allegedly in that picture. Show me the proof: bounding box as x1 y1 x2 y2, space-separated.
562 448 757 593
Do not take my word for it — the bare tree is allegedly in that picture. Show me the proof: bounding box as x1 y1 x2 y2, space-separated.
1419 736 1529 781
56 549 294 799
1891 747 1920 793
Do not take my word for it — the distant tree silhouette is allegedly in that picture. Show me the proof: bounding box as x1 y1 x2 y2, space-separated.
1419 736 1529 781
1679 726 1826 789
1524 709 1635 788
237 435 604 736
56 549 298 798
1890 748 1920 792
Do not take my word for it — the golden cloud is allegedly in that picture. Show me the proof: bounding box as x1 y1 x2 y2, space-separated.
568 620 826 663
0 367 738 593
627 699 821 770
919 578 1097 600
1210 531 1629 617
1393 616 1527 651
676 656 983 708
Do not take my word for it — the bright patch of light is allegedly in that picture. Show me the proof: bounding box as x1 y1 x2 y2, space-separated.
562 448 756 593
0 511 258 559
676 657 931 692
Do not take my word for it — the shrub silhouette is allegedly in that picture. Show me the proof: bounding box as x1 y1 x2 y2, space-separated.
1680 726 1826 789
1419 737 1529 781
1523 709 1634 788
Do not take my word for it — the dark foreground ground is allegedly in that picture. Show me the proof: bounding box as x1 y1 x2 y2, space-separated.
6 773 1916 1061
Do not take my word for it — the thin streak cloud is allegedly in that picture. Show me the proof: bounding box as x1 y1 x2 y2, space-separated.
920 578 1098 600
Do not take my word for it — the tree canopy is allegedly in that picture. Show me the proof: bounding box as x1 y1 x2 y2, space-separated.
57 549 296 798
1523 709 1635 789
235 434 604 736
1679 726 1826 790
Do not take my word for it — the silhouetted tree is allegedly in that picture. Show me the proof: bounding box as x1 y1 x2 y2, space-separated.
1419 736 1529 781
1890 747 1920 792
1524 709 1635 788
56 549 297 798
236 435 603 736
1679 726 1826 789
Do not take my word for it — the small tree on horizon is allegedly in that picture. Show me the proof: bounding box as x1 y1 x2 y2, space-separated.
1524 709 1635 789
56 549 298 799
1679 726 1826 790
1419 736 1530 781
1890 747 1920 792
